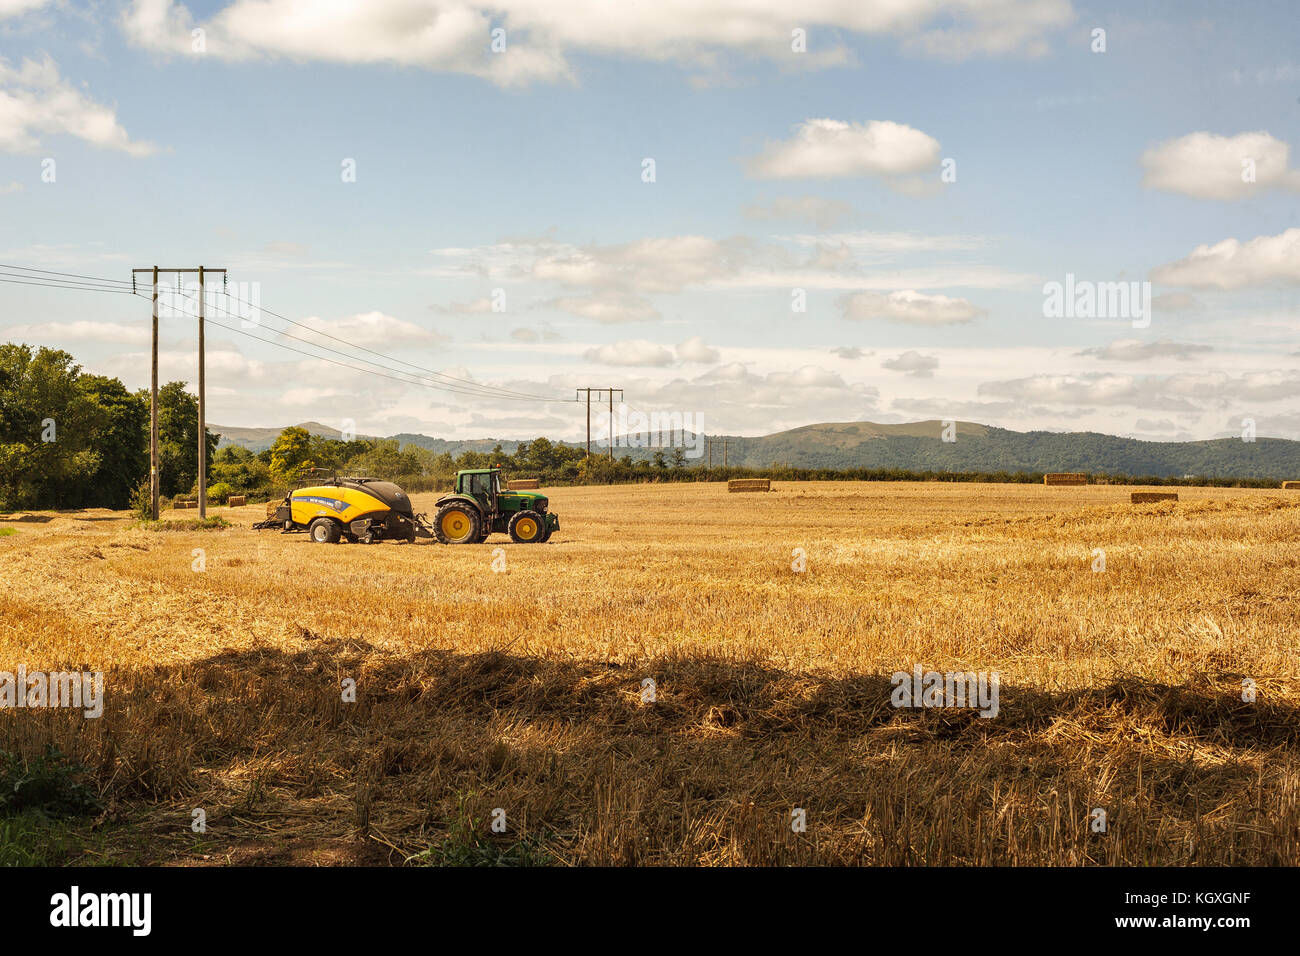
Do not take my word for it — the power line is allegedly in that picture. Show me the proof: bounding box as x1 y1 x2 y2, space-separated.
0 263 135 286
217 283 564 402
179 301 549 400
132 289 572 403
0 275 137 294
0 262 577 405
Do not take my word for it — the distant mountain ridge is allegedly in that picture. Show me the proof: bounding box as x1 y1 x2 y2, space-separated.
212 419 1300 480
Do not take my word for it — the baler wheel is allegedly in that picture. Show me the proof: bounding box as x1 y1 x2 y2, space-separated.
308 517 340 544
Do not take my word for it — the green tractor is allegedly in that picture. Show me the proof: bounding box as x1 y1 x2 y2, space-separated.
432 468 558 545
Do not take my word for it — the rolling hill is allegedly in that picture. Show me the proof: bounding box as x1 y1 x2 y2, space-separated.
708 421 1300 479
213 419 1300 480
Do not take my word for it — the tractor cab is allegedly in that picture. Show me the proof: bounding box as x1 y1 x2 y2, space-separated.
457 468 501 515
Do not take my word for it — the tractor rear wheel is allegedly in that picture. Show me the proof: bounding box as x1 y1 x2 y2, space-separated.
434 503 481 544
308 517 340 544
508 510 545 543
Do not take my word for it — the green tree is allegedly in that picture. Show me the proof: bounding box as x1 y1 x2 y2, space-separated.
75 374 148 508
269 426 315 486
0 344 106 509
156 381 218 497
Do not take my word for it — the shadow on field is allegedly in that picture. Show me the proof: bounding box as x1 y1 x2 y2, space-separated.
6 640 1298 865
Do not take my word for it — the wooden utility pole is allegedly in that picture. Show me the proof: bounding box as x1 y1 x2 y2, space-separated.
607 387 622 460
134 266 227 519
197 267 207 518
706 438 731 468
576 388 593 457
575 387 622 459
150 266 158 519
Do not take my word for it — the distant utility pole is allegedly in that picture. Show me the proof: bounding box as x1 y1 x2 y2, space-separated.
133 266 227 520
575 387 622 459
706 438 731 468
608 387 622 460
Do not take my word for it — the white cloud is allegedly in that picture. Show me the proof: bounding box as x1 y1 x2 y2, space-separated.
841 289 986 325
433 297 495 314
123 0 568 86
584 339 674 367
287 311 446 347
676 335 719 363
746 119 941 184
536 236 748 294
1226 63 1300 86
0 0 49 19
1077 339 1212 362
1134 418 1178 432
121 0 1075 86
1141 131 1300 200
980 373 1198 410
433 231 1025 297
831 346 869 359
780 230 987 254
262 240 306 257
1151 292 1202 312
902 0 1073 60
547 293 661 323
0 56 157 155
882 350 939 377
743 195 853 228
980 370 1300 410
2 320 150 345
1151 228 1300 289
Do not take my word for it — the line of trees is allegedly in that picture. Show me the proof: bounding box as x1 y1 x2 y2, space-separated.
1 342 1284 513
0 344 215 510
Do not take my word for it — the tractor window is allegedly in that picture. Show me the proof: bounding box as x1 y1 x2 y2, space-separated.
465 473 489 498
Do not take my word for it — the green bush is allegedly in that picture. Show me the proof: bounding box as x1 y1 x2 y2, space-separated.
130 478 152 521
0 746 101 818
206 481 234 504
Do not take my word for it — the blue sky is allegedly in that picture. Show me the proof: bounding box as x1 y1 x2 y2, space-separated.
1 0 1297 442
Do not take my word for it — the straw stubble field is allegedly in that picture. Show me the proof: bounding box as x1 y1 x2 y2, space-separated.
1 481 1297 865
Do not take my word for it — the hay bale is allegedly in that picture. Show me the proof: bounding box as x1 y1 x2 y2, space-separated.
173 500 198 510
507 479 540 490
728 478 771 493
1282 481 1300 490
1131 492 1178 504
227 495 247 507
1044 473 1087 486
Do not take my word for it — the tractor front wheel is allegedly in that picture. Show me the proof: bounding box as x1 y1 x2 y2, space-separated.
434 503 481 544
308 517 341 544
508 510 546 543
